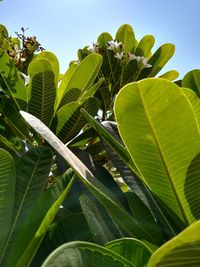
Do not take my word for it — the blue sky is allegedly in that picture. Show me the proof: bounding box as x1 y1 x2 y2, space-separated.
1 0 200 78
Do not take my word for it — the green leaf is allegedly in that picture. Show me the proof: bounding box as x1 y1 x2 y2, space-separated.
139 44 175 78
20 111 160 245
36 51 60 87
148 220 200 267
105 238 152 266
98 120 177 238
68 127 98 148
116 24 136 52
31 212 92 266
55 63 77 108
0 24 9 50
56 53 102 109
0 147 53 266
126 192 163 245
0 149 15 257
79 77 105 101
97 32 113 48
97 32 115 82
135 35 155 57
159 70 179 81
41 241 134 267
16 174 75 267
80 194 114 245
0 97 32 142
182 69 200 97
6 169 74 267
55 97 100 143
114 78 200 227
0 49 28 106
183 88 200 128
28 58 56 126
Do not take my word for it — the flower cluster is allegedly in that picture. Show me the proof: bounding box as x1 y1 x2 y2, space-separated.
87 39 151 69
87 42 99 53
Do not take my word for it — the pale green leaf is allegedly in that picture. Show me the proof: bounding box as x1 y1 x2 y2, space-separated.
159 70 179 81
56 53 102 109
135 35 155 57
116 24 136 52
139 44 175 79
148 220 200 267
114 78 200 227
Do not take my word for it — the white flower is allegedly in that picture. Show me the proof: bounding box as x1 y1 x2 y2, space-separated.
115 52 124 60
128 53 137 61
107 40 122 51
140 56 152 68
134 56 152 68
87 42 99 53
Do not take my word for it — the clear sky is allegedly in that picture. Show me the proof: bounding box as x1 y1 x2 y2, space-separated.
1 0 200 78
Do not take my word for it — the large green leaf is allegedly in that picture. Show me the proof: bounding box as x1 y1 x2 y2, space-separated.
28 58 56 126
37 51 60 86
0 149 15 257
92 119 177 238
115 24 136 52
0 147 53 266
148 219 200 267
41 241 134 267
105 238 152 267
54 63 77 108
0 49 28 107
6 169 74 267
97 32 115 82
139 44 175 79
182 69 200 97
135 35 155 57
56 53 102 109
183 88 200 128
15 174 75 267
20 111 160 246
114 78 200 227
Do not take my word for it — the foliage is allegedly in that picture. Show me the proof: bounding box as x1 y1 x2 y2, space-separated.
0 22 200 267
78 24 178 120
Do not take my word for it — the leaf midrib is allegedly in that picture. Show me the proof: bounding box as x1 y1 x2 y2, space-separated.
138 86 189 225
